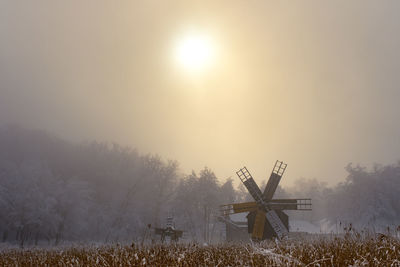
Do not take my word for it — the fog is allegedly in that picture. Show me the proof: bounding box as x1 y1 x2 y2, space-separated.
0 126 399 246
1 1 400 186
1 1 400 246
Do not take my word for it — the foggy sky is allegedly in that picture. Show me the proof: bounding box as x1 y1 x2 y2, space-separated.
1 1 400 186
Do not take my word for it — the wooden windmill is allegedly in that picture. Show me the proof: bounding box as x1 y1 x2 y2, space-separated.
221 160 311 241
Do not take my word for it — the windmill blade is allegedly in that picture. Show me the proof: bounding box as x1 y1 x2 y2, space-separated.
268 199 298 210
236 167 264 204
219 202 258 216
263 161 287 201
269 199 312 210
232 202 258 213
265 210 288 239
252 209 266 240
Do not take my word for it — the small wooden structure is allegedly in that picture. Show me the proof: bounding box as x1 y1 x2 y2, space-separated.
154 215 183 242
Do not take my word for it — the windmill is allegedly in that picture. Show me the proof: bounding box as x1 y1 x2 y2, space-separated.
220 160 311 241
154 214 183 243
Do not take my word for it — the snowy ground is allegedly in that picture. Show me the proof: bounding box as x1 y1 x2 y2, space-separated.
0 234 399 266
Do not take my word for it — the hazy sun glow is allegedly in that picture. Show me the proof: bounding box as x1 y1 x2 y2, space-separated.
175 34 215 72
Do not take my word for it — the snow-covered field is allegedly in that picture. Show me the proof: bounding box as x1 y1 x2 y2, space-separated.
1 235 399 266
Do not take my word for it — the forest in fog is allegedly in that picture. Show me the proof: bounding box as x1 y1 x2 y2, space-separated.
0 125 399 246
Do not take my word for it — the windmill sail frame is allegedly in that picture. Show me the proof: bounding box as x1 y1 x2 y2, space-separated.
221 160 312 241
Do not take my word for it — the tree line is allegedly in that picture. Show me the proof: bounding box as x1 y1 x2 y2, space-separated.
0 125 399 246
0 126 240 246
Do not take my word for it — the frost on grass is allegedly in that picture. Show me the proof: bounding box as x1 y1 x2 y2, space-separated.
0 235 399 266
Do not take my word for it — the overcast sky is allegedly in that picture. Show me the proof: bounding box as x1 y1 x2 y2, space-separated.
1 1 400 186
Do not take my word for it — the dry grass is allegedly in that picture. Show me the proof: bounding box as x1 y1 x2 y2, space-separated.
0 235 399 266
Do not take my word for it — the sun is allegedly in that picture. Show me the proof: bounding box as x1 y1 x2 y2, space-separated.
174 33 215 73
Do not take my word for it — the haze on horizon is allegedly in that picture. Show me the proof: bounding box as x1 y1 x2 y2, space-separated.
1 0 400 186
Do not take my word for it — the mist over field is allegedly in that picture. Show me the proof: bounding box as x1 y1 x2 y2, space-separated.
2 1 400 185
0 126 399 246
1 1 400 258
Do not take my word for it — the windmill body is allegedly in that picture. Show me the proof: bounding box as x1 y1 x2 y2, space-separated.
221 160 311 241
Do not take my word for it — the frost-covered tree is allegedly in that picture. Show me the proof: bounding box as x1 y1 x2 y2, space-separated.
1 124 399 245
